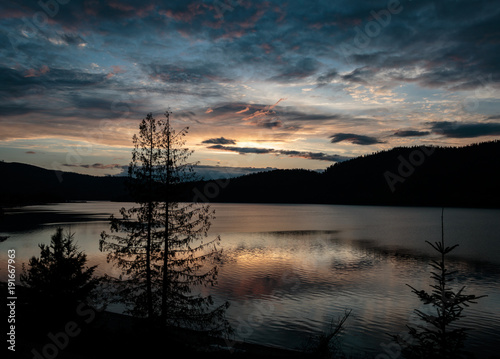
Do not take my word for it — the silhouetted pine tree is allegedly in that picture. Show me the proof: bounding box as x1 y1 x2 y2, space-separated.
21 227 100 327
393 209 486 358
100 111 229 333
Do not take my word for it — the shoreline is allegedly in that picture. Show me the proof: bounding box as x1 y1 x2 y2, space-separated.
1 282 310 358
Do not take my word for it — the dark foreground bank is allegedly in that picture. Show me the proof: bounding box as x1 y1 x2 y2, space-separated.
1 282 312 359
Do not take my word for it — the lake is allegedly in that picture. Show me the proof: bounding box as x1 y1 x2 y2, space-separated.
1 202 499 358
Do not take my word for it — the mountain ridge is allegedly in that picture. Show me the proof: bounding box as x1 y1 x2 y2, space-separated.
1 140 499 208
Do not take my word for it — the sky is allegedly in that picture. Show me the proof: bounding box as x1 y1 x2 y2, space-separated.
1 0 499 178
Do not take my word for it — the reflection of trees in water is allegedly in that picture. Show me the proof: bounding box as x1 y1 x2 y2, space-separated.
347 237 500 282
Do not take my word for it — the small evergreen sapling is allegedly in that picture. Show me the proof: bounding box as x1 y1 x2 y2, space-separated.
393 209 486 359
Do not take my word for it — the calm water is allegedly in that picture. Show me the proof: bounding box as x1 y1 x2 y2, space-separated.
1 202 499 358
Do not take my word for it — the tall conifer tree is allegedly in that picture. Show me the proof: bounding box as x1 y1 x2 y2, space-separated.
100 112 229 332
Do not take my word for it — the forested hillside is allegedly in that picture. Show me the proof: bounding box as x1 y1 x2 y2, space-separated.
1 141 499 208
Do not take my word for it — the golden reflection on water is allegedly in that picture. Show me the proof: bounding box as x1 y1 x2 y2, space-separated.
1 202 500 357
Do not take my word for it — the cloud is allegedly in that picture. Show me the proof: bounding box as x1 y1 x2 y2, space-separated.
206 144 350 162
2 0 500 163
339 67 373 86
316 69 339 86
431 121 500 138
241 98 286 122
194 165 277 180
236 106 250 114
278 150 351 162
329 133 385 145
205 100 367 130
393 130 431 137
60 34 87 47
0 66 108 101
269 57 321 82
4 0 499 98
25 151 36 154
207 145 273 154
144 62 231 84
202 137 237 145
62 163 125 170
111 65 126 74
24 65 50 78
159 2 207 23
256 119 282 129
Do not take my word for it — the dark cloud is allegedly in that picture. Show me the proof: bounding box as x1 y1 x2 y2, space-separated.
206 144 350 162
174 111 198 122
255 119 282 129
207 145 273 155
68 93 121 113
45 68 109 88
278 150 350 162
194 165 277 180
431 121 500 138
0 66 47 100
283 112 343 122
321 1 500 91
4 0 498 105
329 133 385 145
62 163 124 170
316 69 339 87
4 0 499 96
60 34 87 46
206 103 251 115
25 151 36 154
340 67 373 86
393 130 431 137
269 57 321 82
144 62 231 84
0 66 108 100
202 137 237 145
205 102 372 127
113 159 276 181
2 0 500 164
0 103 38 116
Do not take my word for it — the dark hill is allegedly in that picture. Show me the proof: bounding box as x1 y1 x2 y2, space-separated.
1 140 499 208
186 141 500 208
320 141 500 207
187 169 321 204
0 162 129 205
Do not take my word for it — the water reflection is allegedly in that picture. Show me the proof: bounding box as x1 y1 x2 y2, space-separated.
209 229 500 357
1 202 499 358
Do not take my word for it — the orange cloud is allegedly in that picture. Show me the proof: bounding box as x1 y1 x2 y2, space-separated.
24 65 50 78
24 69 37 78
236 106 250 114
106 65 126 79
270 98 286 109
242 98 286 121
111 65 126 74
160 3 206 23
261 43 272 54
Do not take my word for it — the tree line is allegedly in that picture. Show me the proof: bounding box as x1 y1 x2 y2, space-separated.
1 141 499 208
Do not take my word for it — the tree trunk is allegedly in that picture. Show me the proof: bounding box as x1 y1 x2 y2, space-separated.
146 123 154 319
161 120 171 322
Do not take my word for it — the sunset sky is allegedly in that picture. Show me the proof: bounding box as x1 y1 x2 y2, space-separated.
1 0 499 178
